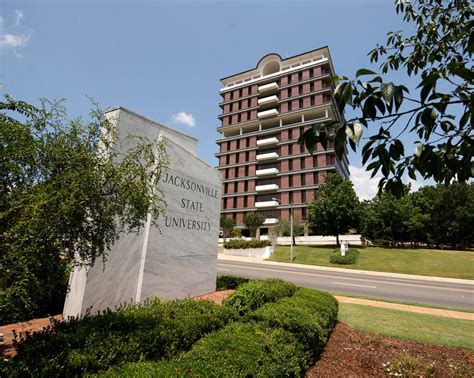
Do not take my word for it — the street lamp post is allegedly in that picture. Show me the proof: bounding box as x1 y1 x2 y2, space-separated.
290 201 293 262
273 197 293 262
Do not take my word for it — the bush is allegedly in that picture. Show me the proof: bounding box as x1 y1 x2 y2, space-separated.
216 275 250 290
223 278 297 315
4 298 236 376
105 322 308 377
230 228 242 238
247 288 338 355
223 239 272 249
329 248 360 265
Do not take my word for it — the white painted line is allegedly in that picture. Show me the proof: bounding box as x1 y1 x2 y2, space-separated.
218 268 231 272
332 281 377 289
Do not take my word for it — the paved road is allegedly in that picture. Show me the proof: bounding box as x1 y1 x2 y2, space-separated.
217 260 474 310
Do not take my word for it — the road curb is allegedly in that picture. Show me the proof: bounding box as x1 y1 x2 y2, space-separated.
217 254 474 285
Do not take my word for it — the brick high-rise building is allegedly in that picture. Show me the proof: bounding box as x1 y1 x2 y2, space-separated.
216 47 350 235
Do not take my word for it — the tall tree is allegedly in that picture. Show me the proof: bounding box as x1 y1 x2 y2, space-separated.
243 212 265 239
0 96 168 323
219 216 235 241
299 0 473 195
307 173 360 245
413 183 474 248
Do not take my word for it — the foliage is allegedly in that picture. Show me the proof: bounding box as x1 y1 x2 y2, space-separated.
223 278 297 315
243 212 265 238
299 0 473 194
219 216 235 240
307 173 361 245
275 219 305 237
0 96 168 324
247 288 338 355
230 228 242 238
412 183 474 249
361 182 473 248
3 298 235 376
329 248 360 265
106 287 338 378
106 322 308 377
383 351 436 377
223 239 272 249
216 275 250 291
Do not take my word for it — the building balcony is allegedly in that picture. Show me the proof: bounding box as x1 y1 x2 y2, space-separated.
256 152 279 161
258 82 278 93
255 184 279 192
257 109 279 119
256 137 279 147
257 95 278 106
263 218 279 225
255 200 279 208
256 167 279 176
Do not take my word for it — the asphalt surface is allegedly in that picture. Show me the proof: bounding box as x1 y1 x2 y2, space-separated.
217 260 474 310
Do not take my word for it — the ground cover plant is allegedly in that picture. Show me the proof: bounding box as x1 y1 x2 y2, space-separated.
1 299 236 376
222 278 297 315
223 239 272 249
269 245 474 279
215 275 249 290
105 286 339 377
338 303 474 350
329 248 360 265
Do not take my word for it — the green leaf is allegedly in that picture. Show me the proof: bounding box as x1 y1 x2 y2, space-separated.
380 83 395 106
356 68 376 77
420 107 436 127
345 122 363 145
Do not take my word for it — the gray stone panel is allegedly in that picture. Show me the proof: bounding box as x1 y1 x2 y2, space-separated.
63 109 220 318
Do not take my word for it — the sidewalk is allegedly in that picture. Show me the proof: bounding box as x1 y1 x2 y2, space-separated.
335 296 474 321
218 253 474 285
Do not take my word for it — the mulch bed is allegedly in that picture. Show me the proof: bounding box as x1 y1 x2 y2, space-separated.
307 322 474 377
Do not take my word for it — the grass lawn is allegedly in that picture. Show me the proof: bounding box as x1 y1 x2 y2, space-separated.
268 245 474 279
338 303 474 350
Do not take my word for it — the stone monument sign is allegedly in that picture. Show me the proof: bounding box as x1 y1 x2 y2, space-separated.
63 107 221 318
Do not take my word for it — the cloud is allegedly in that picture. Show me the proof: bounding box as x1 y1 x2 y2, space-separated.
0 33 29 48
349 165 425 200
0 11 30 52
349 165 382 200
172 112 196 127
15 10 24 26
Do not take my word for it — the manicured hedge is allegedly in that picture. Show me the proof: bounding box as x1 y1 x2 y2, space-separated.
103 322 309 377
216 275 250 290
248 287 338 354
223 278 298 315
104 287 338 377
223 239 272 249
4 299 236 376
329 248 360 265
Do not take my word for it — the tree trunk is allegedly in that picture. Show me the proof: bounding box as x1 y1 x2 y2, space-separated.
336 234 340 246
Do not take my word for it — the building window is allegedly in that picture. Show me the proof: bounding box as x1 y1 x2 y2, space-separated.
245 165 249 176
244 196 248 208
310 82 314 92
230 91 234 100
302 207 307 219
289 175 293 187
288 75 292 84
233 197 237 208
245 151 249 161
289 144 293 154
237 113 241 123
314 172 319 184
301 157 305 169
224 183 228 193
244 180 248 191
301 174 306 186
289 190 294 202
299 98 303 109
236 153 239 164
289 159 293 170
299 85 303 94
298 71 303 81
302 190 306 203
239 88 243 97
234 167 238 177
234 182 238 193
236 139 240 149
226 155 230 164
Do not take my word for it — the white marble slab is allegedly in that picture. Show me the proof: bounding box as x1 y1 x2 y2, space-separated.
63 108 221 318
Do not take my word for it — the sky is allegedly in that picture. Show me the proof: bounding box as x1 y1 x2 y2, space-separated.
1 0 427 200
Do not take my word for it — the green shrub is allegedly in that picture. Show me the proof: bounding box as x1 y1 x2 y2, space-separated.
329 248 360 265
247 288 338 355
105 322 308 377
4 299 236 376
223 278 297 315
230 228 242 238
223 239 272 249
216 275 250 290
